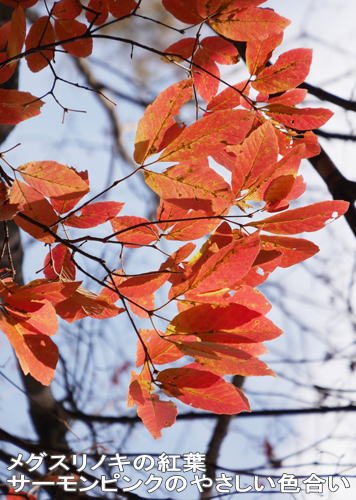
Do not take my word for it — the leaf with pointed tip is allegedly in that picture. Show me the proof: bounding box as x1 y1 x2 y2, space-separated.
0 89 43 124
261 235 319 267
201 36 239 65
44 244 76 280
165 38 197 61
111 216 159 247
210 7 290 42
5 279 80 306
134 79 192 164
19 161 90 199
167 303 260 335
25 16 55 72
265 104 333 130
175 340 273 376
64 201 124 228
248 201 349 234
165 212 220 242
267 89 308 106
252 49 312 93
157 366 250 414
50 169 89 214
159 109 254 163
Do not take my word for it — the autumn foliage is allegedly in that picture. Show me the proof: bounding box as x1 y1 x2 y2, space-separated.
0 0 349 439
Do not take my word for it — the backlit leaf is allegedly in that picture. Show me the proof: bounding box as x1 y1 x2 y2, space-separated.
265 104 333 130
64 201 124 228
0 89 43 124
25 16 55 72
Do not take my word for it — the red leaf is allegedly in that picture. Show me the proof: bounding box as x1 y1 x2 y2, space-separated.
159 109 254 163
55 287 123 322
261 235 319 267
246 31 283 75
129 370 177 438
207 80 250 111
86 0 109 25
197 0 265 18
136 330 184 366
200 36 239 65
64 201 124 228
108 0 137 18
248 201 349 234
165 38 197 60
0 181 19 220
25 16 55 72
19 161 90 199
111 216 159 247
44 244 76 280
8 7 25 59
134 79 192 164
55 19 93 57
162 0 201 24
265 104 333 130
210 7 290 43
252 48 312 93
0 89 43 124
167 303 260 334
230 121 278 195
50 169 89 214
0 0 37 7
10 181 58 243
267 89 308 106
52 0 82 19
157 366 250 414
145 162 233 214
0 313 58 385
192 48 220 102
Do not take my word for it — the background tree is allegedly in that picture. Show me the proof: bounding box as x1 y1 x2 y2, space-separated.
0 1 355 499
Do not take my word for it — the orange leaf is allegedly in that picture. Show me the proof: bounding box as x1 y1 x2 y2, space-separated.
44 244 76 280
0 181 19 220
265 104 333 130
196 0 265 18
159 109 254 163
55 19 93 57
157 365 250 414
201 36 239 65
207 80 249 111
134 79 192 164
261 235 319 267
167 303 260 335
111 216 159 247
246 31 283 75
10 180 58 243
0 313 58 385
64 201 124 228
252 48 312 93
145 162 233 214
267 88 308 106
50 169 89 214
210 7 290 43
0 89 43 124
25 16 55 72
248 201 349 234
8 7 26 59
136 330 184 366
192 48 220 102
19 161 90 199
